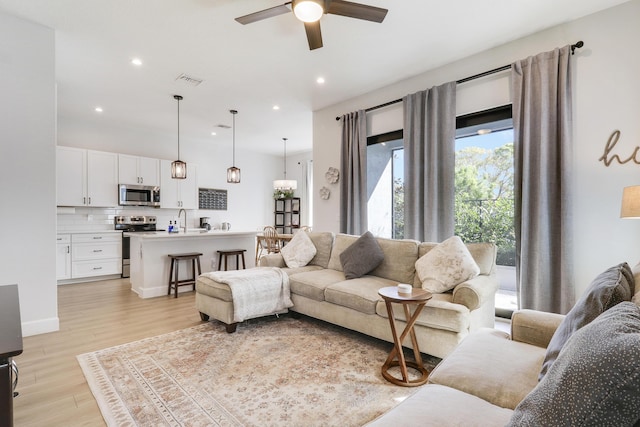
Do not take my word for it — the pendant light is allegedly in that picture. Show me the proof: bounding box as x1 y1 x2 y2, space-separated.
226 109 241 183
171 95 187 179
273 137 297 191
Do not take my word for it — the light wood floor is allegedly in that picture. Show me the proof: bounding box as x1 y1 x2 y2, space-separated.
13 278 204 427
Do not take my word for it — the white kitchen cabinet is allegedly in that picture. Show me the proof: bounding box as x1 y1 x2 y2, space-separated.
160 160 198 209
56 147 119 207
71 233 122 278
56 234 71 281
118 154 160 186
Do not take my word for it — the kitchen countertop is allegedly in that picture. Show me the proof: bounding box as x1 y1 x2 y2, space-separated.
124 229 257 239
57 230 123 234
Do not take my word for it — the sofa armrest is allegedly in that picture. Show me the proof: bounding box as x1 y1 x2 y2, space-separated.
258 254 286 268
510 309 564 348
452 274 499 311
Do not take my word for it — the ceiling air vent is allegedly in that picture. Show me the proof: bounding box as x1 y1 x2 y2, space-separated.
215 124 232 129
175 73 203 86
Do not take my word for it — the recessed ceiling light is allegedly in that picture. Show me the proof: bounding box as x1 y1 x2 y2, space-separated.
211 132 217 136
131 58 142 66
317 77 325 84
94 107 103 113
273 105 280 110
477 129 492 135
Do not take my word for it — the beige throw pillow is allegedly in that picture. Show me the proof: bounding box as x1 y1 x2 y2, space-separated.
281 230 317 268
415 236 480 293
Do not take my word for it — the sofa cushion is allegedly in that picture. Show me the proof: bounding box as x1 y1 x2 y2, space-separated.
196 274 233 302
306 231 334 268
415 236 480 293
428 328 545 410
281 230 317 268
539 262 634 380
508 302 640 426
329 234 419 284
366 384 513 427
288 268 346 302
375 293 470 333
418 241 496 276
339 231 385 279
325 276 397 315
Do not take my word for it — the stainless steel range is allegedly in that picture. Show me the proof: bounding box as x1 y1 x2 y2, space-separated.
115 215 157 278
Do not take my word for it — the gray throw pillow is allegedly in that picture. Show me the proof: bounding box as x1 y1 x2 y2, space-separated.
539 262 634 380
339 231 384 279
508 302 640 427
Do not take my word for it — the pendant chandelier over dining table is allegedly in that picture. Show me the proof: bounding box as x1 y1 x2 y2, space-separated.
273 137 297 191
171 94 187 179
227 109 241 184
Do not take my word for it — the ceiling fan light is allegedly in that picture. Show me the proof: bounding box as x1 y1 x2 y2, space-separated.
293 0 324 22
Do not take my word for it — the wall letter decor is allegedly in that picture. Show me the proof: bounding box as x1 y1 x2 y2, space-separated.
599 130 640 166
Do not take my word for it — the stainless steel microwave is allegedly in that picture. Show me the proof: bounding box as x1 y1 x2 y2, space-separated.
118 184 160 207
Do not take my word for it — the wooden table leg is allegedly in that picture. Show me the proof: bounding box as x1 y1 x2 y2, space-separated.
381 301 429 386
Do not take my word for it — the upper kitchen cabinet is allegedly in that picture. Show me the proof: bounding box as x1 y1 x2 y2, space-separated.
160 160 198 209
118 154 160 186
56 146 119 207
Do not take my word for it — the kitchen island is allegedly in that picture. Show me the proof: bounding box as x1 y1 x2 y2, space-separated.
127 230 257 298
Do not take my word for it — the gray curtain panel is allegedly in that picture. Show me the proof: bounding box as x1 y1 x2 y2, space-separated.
403 81 457 242
340 110 368 235
512 45 575 314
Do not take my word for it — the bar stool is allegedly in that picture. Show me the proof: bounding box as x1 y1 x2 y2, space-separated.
167 252 202 298
217 249 247 271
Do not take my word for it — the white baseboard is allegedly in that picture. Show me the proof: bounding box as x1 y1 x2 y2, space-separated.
22 317 60 337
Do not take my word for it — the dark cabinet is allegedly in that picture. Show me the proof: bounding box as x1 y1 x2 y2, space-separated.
274 197 300 234
0 284 22 427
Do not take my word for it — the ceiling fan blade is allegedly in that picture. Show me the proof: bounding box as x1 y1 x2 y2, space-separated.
304 21 323 50
326 0 388 23
235 3 291 25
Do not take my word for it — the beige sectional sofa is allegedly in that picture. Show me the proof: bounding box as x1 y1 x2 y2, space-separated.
369 262 640 426
196 231 498 358
367 309 564 426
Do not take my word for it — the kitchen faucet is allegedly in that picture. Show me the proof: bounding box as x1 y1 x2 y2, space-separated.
178 209 187 233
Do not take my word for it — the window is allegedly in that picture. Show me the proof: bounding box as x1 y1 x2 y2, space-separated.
366 105 516 316
455 106 516 316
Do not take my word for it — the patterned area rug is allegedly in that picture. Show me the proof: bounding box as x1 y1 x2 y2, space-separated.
77 315 440 427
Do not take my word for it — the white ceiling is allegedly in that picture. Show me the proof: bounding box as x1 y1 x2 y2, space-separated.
0 0 631 155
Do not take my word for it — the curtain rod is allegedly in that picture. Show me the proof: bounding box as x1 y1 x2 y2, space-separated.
335 40 584 121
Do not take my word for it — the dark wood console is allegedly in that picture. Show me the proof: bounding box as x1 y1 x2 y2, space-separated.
0 285 23 427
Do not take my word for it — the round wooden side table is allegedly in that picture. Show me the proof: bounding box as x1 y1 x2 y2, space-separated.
378 286 433 387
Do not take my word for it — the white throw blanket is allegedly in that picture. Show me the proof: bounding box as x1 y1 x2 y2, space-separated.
201 267 293 322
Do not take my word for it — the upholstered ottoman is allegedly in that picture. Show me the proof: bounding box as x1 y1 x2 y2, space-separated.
195 267 292 333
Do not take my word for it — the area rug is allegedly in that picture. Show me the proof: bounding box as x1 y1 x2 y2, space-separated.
77 315 440 427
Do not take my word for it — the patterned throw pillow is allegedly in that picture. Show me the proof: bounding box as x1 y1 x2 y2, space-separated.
508 302 640 427
339 231 384 279
539 262 634 380
415 236 480 293
281 230 317 268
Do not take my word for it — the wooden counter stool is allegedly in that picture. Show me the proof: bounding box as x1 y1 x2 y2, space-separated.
167 252 202 298
217 249 247 271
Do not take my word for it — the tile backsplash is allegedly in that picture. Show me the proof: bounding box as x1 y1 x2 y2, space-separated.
56 206 229 233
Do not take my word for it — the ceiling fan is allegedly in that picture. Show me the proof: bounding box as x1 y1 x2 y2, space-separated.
235 0 388 50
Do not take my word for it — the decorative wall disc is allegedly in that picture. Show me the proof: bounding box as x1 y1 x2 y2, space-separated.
325 167 340 184
319 186 331 200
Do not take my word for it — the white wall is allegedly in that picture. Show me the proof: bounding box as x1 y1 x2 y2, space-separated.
0 13 58 336
313 0 640 299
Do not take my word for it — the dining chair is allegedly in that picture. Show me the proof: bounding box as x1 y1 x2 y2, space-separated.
262 226 281 256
